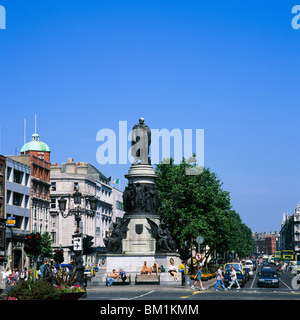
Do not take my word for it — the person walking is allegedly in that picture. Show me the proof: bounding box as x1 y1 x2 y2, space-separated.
191 266 206 291
214 265 226 291
227 267 240 290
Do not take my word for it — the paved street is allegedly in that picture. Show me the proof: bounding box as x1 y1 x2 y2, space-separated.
83 267 300 300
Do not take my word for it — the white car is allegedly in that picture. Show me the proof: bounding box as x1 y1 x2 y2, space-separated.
245 260 254 271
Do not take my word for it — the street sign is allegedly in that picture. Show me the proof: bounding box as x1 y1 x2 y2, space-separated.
73 237 82 251
196 236 204 244
195 252 202 261
6 216 16 227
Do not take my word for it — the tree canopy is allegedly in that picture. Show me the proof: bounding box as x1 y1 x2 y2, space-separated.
155 158 255 262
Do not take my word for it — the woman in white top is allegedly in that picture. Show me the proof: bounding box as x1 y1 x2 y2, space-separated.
168 262 178 281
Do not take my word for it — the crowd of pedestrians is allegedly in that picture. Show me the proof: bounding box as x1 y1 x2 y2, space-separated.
4 267 30 285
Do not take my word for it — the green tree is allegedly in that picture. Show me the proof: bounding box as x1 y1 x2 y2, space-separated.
155 157 254 264
40 232 53 259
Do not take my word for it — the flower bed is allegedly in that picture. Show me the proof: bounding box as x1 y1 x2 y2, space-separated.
55 284 85 300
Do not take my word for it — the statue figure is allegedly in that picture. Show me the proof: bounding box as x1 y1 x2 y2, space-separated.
133 183 144 211
104 219 130 253
149 185 160 212
131 117 151 164
146 218 177 252
123 184 135 212
144 185 153 212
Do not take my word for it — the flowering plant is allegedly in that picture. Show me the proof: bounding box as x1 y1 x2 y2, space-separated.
0 296 17 300
55 284 85 293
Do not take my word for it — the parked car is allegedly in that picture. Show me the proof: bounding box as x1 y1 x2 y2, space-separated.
223 269 246 287
257 268 279 288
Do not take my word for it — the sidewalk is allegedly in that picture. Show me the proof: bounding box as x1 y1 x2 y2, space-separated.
87 278 217 292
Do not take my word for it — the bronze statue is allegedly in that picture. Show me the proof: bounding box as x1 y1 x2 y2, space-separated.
131 117 151 164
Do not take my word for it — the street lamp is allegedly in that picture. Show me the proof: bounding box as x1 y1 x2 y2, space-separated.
58 191 98 289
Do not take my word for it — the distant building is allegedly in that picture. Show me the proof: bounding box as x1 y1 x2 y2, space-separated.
253 231 279 256
0 155 6 266
50 158 124 264
0 155 6 220
279 203 300 254
5 157 31 270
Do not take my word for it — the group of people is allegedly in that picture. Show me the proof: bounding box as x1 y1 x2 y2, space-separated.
4 267 29 285
107 268 127 286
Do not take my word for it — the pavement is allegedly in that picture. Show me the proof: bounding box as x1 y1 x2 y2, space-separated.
86 278 217 292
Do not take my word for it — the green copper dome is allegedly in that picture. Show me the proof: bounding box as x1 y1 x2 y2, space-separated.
21 133 51 153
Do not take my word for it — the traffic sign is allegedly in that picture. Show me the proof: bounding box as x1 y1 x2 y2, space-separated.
196 236 204 244
195 252 202 261
73 237 82 251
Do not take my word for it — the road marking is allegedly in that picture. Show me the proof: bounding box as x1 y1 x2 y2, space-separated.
130 290 156 300
279 278 292 290
250 272 258 289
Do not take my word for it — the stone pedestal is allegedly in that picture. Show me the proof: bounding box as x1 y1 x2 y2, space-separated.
100 120 179 286
92 252 182 286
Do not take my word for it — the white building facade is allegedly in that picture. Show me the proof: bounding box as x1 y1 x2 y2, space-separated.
50 159 124 264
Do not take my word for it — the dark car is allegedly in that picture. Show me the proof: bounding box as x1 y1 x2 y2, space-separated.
262 261 270 268
223 269 246 287
257 268 279 288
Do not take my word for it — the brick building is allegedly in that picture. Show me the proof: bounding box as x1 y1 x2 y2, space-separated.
10 131 51 233
253 231 278 256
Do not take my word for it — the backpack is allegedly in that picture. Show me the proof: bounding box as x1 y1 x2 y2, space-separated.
43 264 52 279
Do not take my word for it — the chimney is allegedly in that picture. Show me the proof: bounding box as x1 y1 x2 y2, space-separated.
77 162 88 175
65 158 76 174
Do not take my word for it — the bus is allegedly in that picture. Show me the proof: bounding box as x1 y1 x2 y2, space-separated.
282 250 294 261
274 251 281 262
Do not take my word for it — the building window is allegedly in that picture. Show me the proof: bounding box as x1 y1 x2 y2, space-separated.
51 182 56 191
13 170 24 184
13 192 23 206
25 195 29 208
51 198 56 209
51 232 56 244
0 183 2 197
74 182 79 191
7 167 12 181
25 174 30 187
7 190 11 204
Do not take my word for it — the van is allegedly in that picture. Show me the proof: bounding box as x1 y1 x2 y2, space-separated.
245 260 254 270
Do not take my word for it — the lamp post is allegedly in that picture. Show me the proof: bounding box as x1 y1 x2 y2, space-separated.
58 191 98 289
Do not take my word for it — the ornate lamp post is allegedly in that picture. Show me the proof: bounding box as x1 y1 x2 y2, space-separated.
58 191 98 289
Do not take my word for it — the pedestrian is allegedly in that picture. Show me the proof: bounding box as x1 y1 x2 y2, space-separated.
191 266 206 290
227 267 240 290
5 267 10 285
214 265 226 291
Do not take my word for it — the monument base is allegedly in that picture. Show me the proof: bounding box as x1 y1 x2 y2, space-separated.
92 252 182 286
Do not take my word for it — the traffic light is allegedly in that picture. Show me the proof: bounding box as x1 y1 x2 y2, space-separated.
54 249 64 264
58 249 64 263
179 245 191 261
83 235 94 255
24 233 33 255
24 232 41 256
31 233 41 256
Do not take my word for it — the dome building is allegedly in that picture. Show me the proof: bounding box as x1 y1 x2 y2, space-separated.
10 130 51 234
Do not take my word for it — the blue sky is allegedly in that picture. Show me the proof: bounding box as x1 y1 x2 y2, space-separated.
0 0 300 233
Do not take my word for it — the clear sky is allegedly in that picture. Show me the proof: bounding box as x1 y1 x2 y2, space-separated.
0 0 300 233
